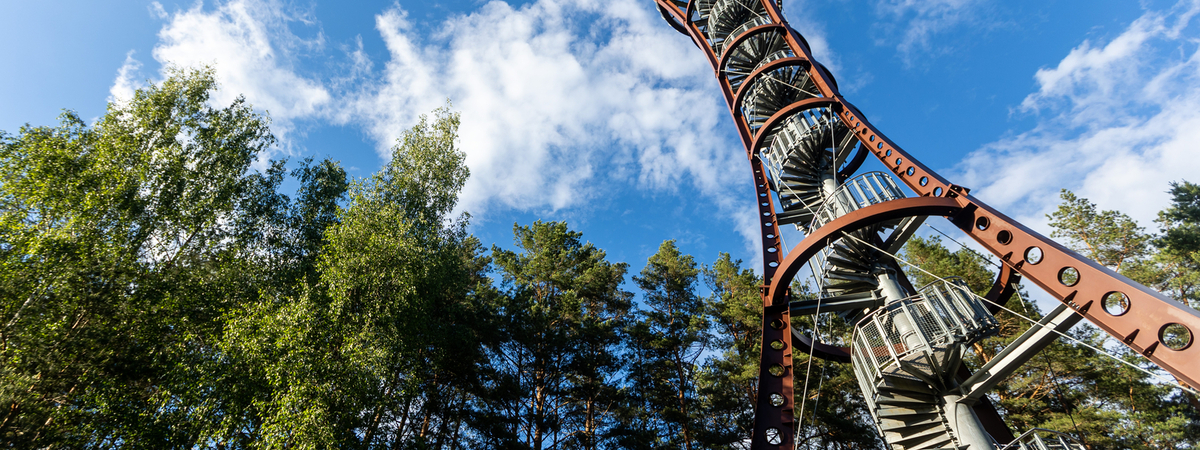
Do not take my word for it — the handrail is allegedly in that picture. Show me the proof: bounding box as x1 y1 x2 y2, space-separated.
850 278 998 389
810 171 904 232
807 172 906 290
999 428 1087 450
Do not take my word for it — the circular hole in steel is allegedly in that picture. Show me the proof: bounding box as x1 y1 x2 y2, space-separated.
1025 247 1043 265
975 216 990 231
997 230 1013 245
906 167 915 176
765 427 783 445
919 176 928 186
885 149 893 157
934 187 944 196
760 193 767 197
768 261 779 267
770 319 784 329
770 339 786 350
895 158 903 166
869 135 875 142
877 143 884 149
769 393 786 407
768 247 777 253
763 212 771 217
767 234 775 239
764 222 772 227
1161 323 1193 350
1103 292 1130 316
761 202 769 206
1058 267 1079 286
768 364 786 377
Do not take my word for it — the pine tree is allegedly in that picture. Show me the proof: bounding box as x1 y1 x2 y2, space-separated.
618 241 708 450
480 221 631 450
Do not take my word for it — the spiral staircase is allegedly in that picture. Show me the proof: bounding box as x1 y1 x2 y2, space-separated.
653 0 1102 449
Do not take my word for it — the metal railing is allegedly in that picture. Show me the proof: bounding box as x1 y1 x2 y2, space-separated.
704 0 768 53
1000 429 1088 450
807 172 905 288
851 278 999 386
811 171 905 230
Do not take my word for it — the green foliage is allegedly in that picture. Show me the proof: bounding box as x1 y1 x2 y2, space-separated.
617 241 707 450
479 220 631 450
0 67 315 447
1140 181 1200 309
1045 187 1200 446
1048 189 1153 271
215 106 484 449
693 253 761 449
908 221 1200 448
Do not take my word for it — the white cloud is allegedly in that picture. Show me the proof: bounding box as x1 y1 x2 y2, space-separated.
349 0 791 252
109 51 143 104
148 1 168 20
954 0 1200 232
146 0 332 147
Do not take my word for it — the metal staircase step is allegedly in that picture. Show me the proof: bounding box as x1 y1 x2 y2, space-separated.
877 375 934 394
875 390 937 406
879 413 943 431
884 422 951 446
877 405 941 419
905 436 955 450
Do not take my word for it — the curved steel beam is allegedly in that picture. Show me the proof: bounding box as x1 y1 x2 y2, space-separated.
943 194 1200 387
838 143 868 183
984 262 1022 316
748 97 841 156
717 23 787 73
657 2 690 35
732 56 811 115
654 0 719 71
791 329 852 364
653 0 1200 446
767 197 965 307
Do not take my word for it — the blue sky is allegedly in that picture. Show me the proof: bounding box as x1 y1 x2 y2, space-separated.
3 0 1199 288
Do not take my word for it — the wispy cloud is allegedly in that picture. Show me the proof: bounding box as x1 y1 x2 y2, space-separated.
954 0 1200 231
345 0 784 253
873 0 986 62
148 0 332 148
109 51 144 104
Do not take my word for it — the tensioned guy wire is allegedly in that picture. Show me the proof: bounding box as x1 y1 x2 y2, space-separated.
923 223 1003 269
795 292 821 447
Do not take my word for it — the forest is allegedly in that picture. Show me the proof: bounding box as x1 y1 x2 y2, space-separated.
1 69 1198 449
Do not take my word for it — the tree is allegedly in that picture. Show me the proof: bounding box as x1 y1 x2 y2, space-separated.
1046 187 1200 429
1047 189 1154 272
478 221 631 450
214 105 485 449
1135 181 1200 309
693 253 761 449
617 241 708 450
0 67 347 447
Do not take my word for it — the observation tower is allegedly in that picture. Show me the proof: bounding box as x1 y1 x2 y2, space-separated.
651 1 1200 449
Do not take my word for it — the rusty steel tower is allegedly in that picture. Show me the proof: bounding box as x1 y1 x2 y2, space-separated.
652 1 1200 449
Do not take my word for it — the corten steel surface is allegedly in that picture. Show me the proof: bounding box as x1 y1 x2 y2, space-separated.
654 0 1200 448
